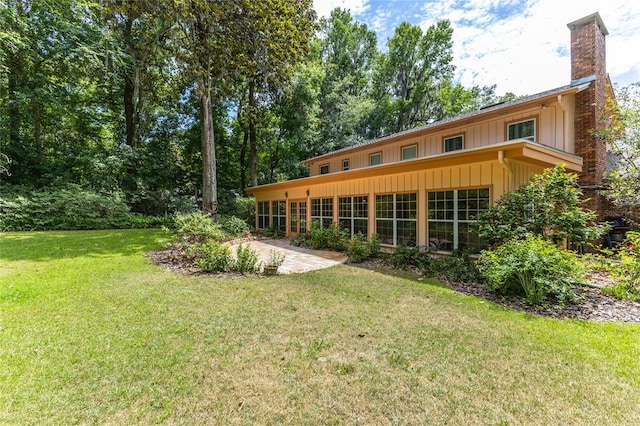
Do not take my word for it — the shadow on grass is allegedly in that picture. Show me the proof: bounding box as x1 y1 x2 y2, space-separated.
0 229 170 262
347 261 450 289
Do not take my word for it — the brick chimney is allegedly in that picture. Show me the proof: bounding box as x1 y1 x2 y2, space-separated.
567 13 609 216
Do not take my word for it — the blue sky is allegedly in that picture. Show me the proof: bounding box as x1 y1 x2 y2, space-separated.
312 0 640 96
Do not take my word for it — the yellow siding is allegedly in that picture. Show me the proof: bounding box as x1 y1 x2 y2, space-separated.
257 160 510 245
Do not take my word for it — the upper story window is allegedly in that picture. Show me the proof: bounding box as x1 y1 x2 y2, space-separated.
320 164 329 175
402 145 417 160
444 135 464 152
370 152 382 166
342 159 349 171
508 118 536 142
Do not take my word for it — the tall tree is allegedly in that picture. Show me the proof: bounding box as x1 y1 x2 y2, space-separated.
372 20 455 134
233 0 315 187
316 8 378 150
170 0 239 215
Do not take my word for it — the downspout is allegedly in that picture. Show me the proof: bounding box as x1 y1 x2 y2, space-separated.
498 150 513 192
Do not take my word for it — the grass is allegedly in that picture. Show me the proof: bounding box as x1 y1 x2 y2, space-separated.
1 230 639 425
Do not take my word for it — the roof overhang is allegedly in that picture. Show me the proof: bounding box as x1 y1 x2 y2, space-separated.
301 84 586 166
246 140 583 194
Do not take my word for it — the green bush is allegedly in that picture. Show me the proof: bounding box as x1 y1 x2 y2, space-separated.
603 231 640 301
0 184 168 231
172 212 225 242
387 245 421 269
347 233 379 263
218 215 251 237
429 252 483 283
233 244 260 274
478 236 583 305
193 240 233 273
475 164 606 247
263 225 285 238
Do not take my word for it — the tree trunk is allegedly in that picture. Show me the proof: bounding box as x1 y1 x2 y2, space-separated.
7 56 21 150
249 80 258 187
199 84 217 217
240 129 248 191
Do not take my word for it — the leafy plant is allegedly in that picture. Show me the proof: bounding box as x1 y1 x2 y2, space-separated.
263 225 285 238
387 244 421 269
172 211 225 242
218 215 251 237
475 164 606 248
347 233 379 263
478 236 583 305
233 244 260 274
193 240 233 273
603 231 640 301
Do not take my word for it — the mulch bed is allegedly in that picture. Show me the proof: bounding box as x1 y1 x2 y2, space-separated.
149 246 640 323
442 278 640 323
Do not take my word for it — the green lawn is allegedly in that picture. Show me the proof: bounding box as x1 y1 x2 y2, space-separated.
1 230 639 425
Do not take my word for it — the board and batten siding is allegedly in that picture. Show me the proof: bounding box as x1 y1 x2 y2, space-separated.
255 159 545 245
309 99 571 177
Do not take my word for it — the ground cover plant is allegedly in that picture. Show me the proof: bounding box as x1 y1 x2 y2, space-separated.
2 229 640 424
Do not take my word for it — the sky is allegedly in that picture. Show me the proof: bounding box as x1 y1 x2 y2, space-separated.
312 0 640 96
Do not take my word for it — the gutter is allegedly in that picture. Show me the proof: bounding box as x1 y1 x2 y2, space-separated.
498 150 513 192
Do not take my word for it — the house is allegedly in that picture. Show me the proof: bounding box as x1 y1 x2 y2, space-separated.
246 13 613 253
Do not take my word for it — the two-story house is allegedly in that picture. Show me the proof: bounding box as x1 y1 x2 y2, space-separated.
246 13 613 253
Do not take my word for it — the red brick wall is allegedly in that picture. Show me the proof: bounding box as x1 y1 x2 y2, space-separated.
570 15 608 218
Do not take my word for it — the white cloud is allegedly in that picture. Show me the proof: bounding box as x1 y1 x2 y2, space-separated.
313 0 370 19
419 0 640 95
313 0 640 95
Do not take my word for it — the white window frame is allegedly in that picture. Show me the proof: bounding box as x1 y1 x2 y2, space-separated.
319 164 329 175
342 159 350 171
369 152 382 166
338 196 368 237
375 193 417 247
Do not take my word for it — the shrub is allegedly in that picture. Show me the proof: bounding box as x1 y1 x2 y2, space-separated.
218 215 251 237
430 252 483 283
193 240 233 273
603 231 640 301
387 245 421 269
478 236 583 305
263 225 285 238
347 233 379 263
0 184 169 231
172 212 225 242
233 244 260 274
475 164 606 247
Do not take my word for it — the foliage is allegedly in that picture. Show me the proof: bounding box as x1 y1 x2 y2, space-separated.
292 221 350 251
0 184 170 231
264 250 286 268
233 244 260 274
387 245 421 269
599 83 640 214
346 233 379 263
425 252 484 283
218 215 251 237
262 225 285 238
476 164 606 247
172 211 225 242
478 236 583 305
602 231 640 301
192 240 233 273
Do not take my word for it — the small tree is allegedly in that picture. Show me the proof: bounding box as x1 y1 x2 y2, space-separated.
599 83 640 217
476 164 605 247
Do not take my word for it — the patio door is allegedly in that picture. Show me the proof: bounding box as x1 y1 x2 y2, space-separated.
289 200 307 235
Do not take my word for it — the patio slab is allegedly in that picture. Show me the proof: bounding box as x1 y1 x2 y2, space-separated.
227 239 347 274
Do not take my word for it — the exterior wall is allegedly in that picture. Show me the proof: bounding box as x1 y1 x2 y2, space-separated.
309 100 572 177
569 13 608 218
256 160 545 247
